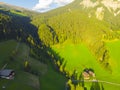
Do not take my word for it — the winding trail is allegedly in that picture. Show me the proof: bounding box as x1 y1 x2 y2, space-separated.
65 79 120 90
74 79 120 86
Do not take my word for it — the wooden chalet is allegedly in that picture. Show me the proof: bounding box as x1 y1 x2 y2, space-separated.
0 69 15 79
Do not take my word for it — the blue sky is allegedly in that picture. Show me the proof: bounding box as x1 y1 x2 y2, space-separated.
0 0 38 9
0 0 74 12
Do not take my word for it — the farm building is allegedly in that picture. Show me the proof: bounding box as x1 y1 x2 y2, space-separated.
0 69 15 79
82 68 95 80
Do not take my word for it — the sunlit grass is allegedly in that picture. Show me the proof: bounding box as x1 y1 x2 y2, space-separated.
52 40 120 90
10 10 27 16
106 40 120 75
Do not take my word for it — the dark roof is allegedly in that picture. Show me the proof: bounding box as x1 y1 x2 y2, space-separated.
83 68 94 73
0 69 14 77
83 68 89 73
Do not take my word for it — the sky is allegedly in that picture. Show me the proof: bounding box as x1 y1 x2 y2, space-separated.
0 0 74 12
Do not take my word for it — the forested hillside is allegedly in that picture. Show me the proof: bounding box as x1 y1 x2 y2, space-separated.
1 0 120 90
31 0 120 68
31 0 120 90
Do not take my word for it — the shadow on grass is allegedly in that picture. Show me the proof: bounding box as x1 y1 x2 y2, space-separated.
90 82 104 90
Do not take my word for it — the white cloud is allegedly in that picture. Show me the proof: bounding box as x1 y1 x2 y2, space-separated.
32 0 74 12
54 0 74 5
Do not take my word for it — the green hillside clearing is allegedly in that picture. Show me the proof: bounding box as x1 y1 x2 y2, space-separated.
52 40 120 90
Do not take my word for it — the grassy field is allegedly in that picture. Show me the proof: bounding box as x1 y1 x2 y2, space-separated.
106 40 120 75
1 39 120 90
0 40 44 90
39 62 67 90
10 10 27 16
0 40 67 90
52 40 120 90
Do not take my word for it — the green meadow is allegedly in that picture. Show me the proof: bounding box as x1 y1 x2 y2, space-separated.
0 40 66 90
0 40 39 90
106 40 120 75
52 40 120 90
10 10 27 16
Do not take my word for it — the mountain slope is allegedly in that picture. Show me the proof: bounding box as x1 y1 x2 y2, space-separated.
31 0 120 90
1 0 120 90
0 4 67 90
32 0 120 67
0 2 38 17
39 0 120 30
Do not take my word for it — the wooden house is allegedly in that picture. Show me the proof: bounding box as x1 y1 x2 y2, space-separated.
0 69 15 79
82 68 95 80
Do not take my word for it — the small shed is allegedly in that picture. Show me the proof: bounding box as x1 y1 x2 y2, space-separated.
0 69 15 79
82 71 90 80
82 68 95 80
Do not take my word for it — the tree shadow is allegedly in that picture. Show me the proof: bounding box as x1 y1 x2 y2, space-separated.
79 73 84 87
101 83 104 90
90 82 102 90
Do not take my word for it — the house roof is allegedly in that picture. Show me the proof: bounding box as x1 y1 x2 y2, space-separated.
0 69 14 77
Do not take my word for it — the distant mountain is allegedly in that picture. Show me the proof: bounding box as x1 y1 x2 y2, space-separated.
79 0 120 30
41 0 120 30
80 0 120 17
0 2 38 17
0 2 28 10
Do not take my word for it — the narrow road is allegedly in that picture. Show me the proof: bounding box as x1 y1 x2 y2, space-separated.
97 80 120 86
73 79 120 86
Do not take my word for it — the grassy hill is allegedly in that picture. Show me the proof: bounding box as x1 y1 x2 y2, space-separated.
106 40 120 75
0 2 38 17
0 40 67 90
0 40 41 90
